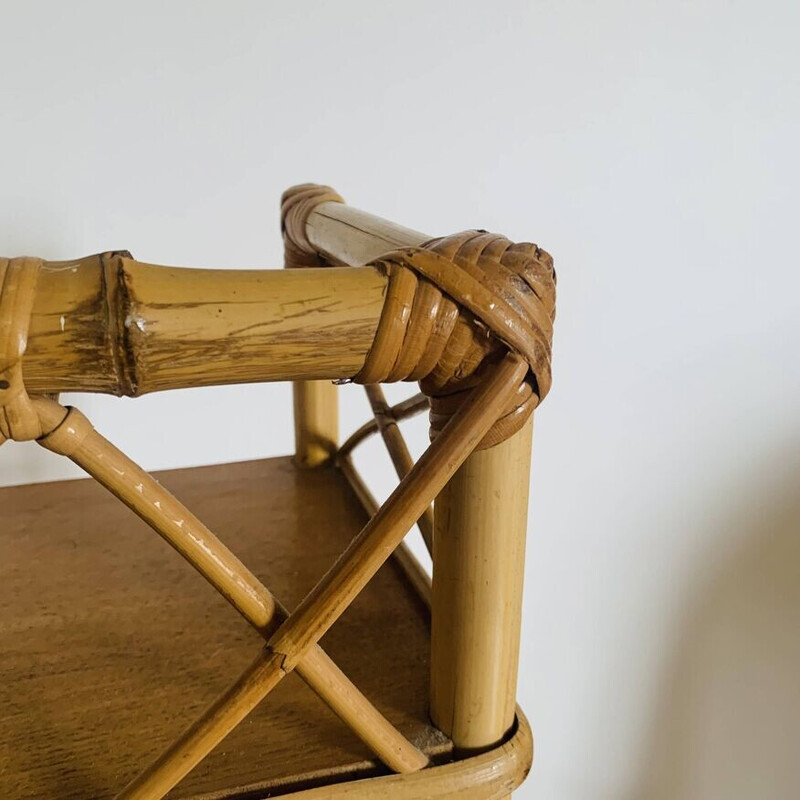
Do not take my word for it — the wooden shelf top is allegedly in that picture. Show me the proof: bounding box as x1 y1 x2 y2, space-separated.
0 457 449 799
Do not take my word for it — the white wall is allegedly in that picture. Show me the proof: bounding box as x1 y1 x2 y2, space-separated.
2 2 799 797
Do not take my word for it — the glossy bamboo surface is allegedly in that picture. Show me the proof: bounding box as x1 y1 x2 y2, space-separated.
23 255 386 395
285 710 533 800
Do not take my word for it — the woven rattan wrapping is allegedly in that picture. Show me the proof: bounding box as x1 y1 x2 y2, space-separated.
359 233 555 448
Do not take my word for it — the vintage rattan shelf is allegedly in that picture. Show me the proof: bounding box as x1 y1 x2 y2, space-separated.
0 184 554 799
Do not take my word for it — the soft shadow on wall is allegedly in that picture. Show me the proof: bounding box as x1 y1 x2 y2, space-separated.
634 442 800 799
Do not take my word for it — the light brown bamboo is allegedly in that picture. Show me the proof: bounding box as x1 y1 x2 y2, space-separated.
32 399 428 786
285 708 533 799
306 201 429 266
23 257 387 396
113 353 528 799
430 417 534 760
364 384 434 553
293 380 338 467
14 193 541 799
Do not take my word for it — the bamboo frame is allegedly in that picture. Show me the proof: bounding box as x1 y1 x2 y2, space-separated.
2 184 551 799
293 380 339 467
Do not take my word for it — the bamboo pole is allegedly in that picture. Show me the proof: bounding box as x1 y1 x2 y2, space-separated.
33 399 428 784
306 201 429 265
293 380 338 467
23 257 386 396
111 353 528 800
430 418 533 764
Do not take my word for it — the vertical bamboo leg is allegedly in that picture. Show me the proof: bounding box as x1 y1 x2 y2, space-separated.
293 380 338 467
430 416 533 790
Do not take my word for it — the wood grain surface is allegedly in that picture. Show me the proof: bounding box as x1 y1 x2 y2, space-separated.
0 457 449 799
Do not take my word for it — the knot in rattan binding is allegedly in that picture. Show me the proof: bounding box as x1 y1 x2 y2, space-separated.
357 231 556 449
0 257 43 443
281 183 345 268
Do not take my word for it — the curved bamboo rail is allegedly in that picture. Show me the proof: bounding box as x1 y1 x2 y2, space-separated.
284 709 533 800
114 352 527 799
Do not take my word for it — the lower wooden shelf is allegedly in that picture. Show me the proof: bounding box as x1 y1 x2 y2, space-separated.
0 457 450 799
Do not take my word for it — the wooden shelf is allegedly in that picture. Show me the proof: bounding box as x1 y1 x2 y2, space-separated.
0 457 450 799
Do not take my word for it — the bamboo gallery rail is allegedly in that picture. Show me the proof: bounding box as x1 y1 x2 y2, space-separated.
0 183 556 799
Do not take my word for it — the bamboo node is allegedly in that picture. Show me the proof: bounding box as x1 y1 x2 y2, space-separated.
37 405 94 457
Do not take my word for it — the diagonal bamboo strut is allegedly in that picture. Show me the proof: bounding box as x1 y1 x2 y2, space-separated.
363 385 434 554
31 398 428 783
115 352 528 800
337 454 431 607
